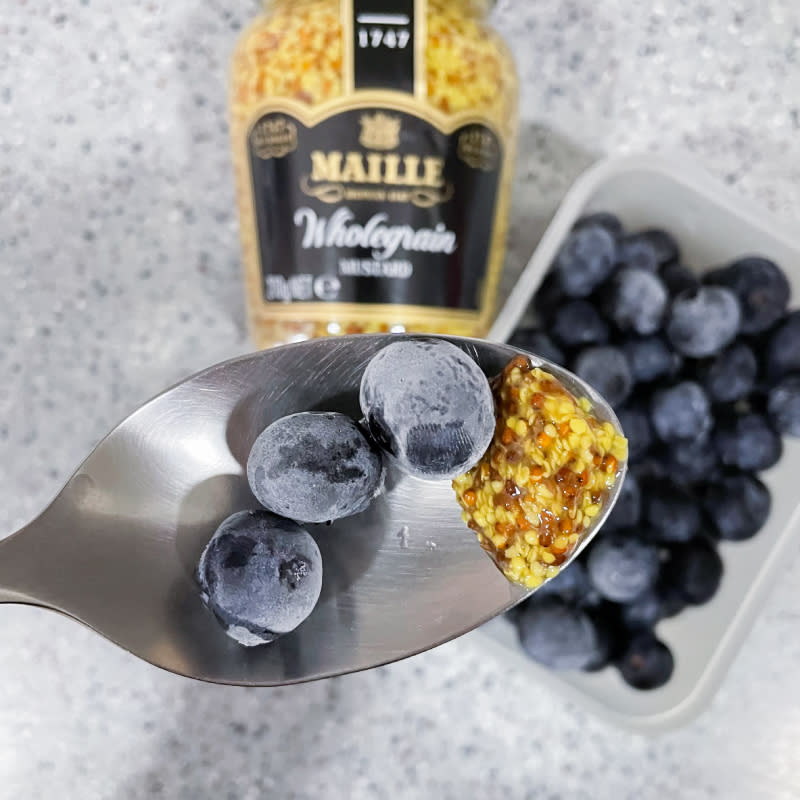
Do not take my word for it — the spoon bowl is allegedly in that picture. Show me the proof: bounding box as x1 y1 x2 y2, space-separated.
0 335 626 685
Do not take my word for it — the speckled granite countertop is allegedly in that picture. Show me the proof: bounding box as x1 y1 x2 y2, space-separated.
2 1 800 798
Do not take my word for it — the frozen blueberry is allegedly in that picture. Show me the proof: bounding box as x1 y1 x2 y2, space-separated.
667 286 741 358
631 455 669 483
622 336 681 383
766 311 800 380
768 375 800 436
604 470 642 531
704 473 771 541
705 257 790 335
615 404 654 463
586 533 660 603
550 300 610 349
532 272 567 324
650 381 712 442
661 262 700 298
663 538 723 605
620 588 663 630
656 577 688 619
360 338 494 480
641 229 680 266
665 437 721 484
643 480 700 543
573 212 623 238
619 229 679 272
601 268 668 336
553 224 618 298
661 262 700 297
618 633 674 690
697 342 758 404
616 234 659 273
197 510 322 647
516 596 608 670
508 328 566 365
529 561 602 607
583 608 622 671
573 346 634 408
713 413 782 472
247 412 383 524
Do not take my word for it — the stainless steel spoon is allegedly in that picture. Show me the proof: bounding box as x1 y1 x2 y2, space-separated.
0 334 625 686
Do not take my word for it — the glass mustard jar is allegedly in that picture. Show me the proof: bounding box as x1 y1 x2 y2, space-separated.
230 0 519 347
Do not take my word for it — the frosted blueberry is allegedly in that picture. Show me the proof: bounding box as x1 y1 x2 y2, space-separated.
197 510 322 646
247 412 383 524
359 338 494 480
666 286 741 358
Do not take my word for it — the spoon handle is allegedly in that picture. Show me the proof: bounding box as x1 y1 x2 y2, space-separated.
0 523 51 607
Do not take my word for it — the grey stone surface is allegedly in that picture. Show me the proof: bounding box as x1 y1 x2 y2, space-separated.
2 0 800 797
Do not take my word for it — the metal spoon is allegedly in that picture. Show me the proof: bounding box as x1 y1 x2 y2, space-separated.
0 334 625 686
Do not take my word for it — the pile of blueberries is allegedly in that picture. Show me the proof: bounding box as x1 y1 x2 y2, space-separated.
197 338 496 646
507 212 800 690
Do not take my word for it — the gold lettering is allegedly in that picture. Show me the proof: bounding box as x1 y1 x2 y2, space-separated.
366 153 383 183
423 157 445 188
383 154 402 185
401 155 421 186
309 151 447 189
310 150 343 182
340 152 368 183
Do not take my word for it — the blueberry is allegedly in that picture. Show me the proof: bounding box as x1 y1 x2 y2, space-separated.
642 479 700 543
197 510 322 646
661 262 700 297
604 470 642 531
766 311 800 380
617 234 659 273
705 257 790 335
615 405 654 463
359 338 494 480
527 561 602 607
583 607 621 671
586 600 631 672
641 229 680 266
619 230 679 272
622 336 681 383
516 596 607 670
573 346 634 408
586 533 660 603
704 473 771 541
532 272 566 324
508 327 566 365
572 212 623 238
617 633 674 690
553 224 618 298
663 538 723 605
550 300 610 349
665 437 721 484
620 589 663 630
650 381 712 442
713 413 782 472
768 374 800 436
601 268 668 336
667 287 741 358
632 455 669 483
247 412 383 524
697 342 758 404
656 577 688 619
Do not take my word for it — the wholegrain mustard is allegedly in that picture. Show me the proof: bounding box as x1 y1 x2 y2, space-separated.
454 356 628 588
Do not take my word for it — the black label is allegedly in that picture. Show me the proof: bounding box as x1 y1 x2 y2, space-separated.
247 108 503 310
353 0 416 93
